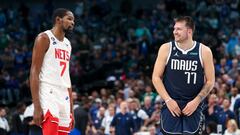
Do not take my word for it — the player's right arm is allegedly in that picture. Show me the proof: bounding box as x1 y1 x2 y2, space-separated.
30 33 49 126
152 43 181 117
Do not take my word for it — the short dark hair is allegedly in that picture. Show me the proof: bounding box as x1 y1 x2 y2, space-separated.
52 8 70 24
174 16 195 33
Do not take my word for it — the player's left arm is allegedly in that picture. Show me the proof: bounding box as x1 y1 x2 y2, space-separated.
68 87 74 129
196 44 215 102
183 44 215 116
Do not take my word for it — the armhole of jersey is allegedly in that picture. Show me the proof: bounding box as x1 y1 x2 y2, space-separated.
166 42 172 65
43 31 51 54
199 43 203 67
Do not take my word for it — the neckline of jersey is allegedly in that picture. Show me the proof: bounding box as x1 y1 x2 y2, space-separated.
49 30 65 43
175 41 196 54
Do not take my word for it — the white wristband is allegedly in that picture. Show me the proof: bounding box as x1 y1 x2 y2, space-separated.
165 98 172 103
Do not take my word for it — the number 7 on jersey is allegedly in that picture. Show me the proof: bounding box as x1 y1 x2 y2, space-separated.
60 61 66 76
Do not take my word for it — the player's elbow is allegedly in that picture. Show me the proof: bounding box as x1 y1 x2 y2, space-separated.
152 76 157 85
152 73 161 85
206 79 215 91
30 68 40 82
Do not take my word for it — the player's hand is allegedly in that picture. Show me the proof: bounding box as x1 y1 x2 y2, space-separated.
182 98 200 116
33 105 43 126
166 99 181 117
70 113 74 130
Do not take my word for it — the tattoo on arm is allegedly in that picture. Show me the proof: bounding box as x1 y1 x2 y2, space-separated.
197 83 213 101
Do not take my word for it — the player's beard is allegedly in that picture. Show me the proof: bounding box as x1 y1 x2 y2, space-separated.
63 26 74 37
175 33 188 43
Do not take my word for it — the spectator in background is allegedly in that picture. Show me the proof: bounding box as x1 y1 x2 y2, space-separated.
72 91 80 110
101 106 115 135
205 94 223 122
227 58 240 80
224 119 240 135
93 106 105 130
149 124 163 135
202 121 217 135
216 58 230 75
142 85 157 103
23 103 42 135
0 107 10 135
130 98 149 132
100 88 109 103
10 102 26 135
90 98 102 121
218 98 235 131
226 32 239 58
73 98 91 135
110 101 134 135
235 75 240 90
142 96 155 117
149 102 161 125
222 74 235 87
230 87 240 111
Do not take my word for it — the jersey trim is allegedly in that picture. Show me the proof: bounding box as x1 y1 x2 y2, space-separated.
166 42 172 65
199 43 203 67
175 41 196 54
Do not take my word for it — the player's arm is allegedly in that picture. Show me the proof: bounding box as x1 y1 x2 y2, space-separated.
152 43 181 117
68 88 73 113
196 45 215 101
29 33 49 126
183 44 215 116
68 87 74 129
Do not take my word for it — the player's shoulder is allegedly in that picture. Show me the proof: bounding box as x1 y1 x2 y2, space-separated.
160 42 171 49
36 32 49 42
158 42 172 53
199 43 212 53
34 32 50 50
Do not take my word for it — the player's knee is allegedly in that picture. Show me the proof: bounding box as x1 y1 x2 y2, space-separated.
42 110 59 135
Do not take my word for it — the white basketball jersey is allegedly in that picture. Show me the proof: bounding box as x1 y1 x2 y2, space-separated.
39 30 71 88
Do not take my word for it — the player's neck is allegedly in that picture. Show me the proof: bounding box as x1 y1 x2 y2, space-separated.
51 27 65 42
177 39 194 51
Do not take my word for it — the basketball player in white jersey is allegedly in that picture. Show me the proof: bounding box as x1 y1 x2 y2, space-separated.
30 8 75 135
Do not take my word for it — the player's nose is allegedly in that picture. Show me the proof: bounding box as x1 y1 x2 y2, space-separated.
70 21 75 27
173 30 177 34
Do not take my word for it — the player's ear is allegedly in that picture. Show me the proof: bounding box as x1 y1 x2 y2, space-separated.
56 17 62 23
188 29 192 35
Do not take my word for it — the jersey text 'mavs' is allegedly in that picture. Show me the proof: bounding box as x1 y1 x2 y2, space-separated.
171 59 197 71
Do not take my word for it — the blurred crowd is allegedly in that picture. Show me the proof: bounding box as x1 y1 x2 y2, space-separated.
0 0 240 135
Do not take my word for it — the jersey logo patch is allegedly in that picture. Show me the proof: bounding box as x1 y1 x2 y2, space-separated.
51 37 57 45
51 37 55 41
174 52 179 57
189 52 198 55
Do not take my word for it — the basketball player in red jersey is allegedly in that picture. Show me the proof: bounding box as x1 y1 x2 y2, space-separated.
30 8 75 135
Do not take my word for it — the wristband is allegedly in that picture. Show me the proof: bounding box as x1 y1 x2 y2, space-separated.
165 98 172 103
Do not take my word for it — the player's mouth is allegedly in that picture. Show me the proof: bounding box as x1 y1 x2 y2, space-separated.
174 35 180 38
68 25 74 30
